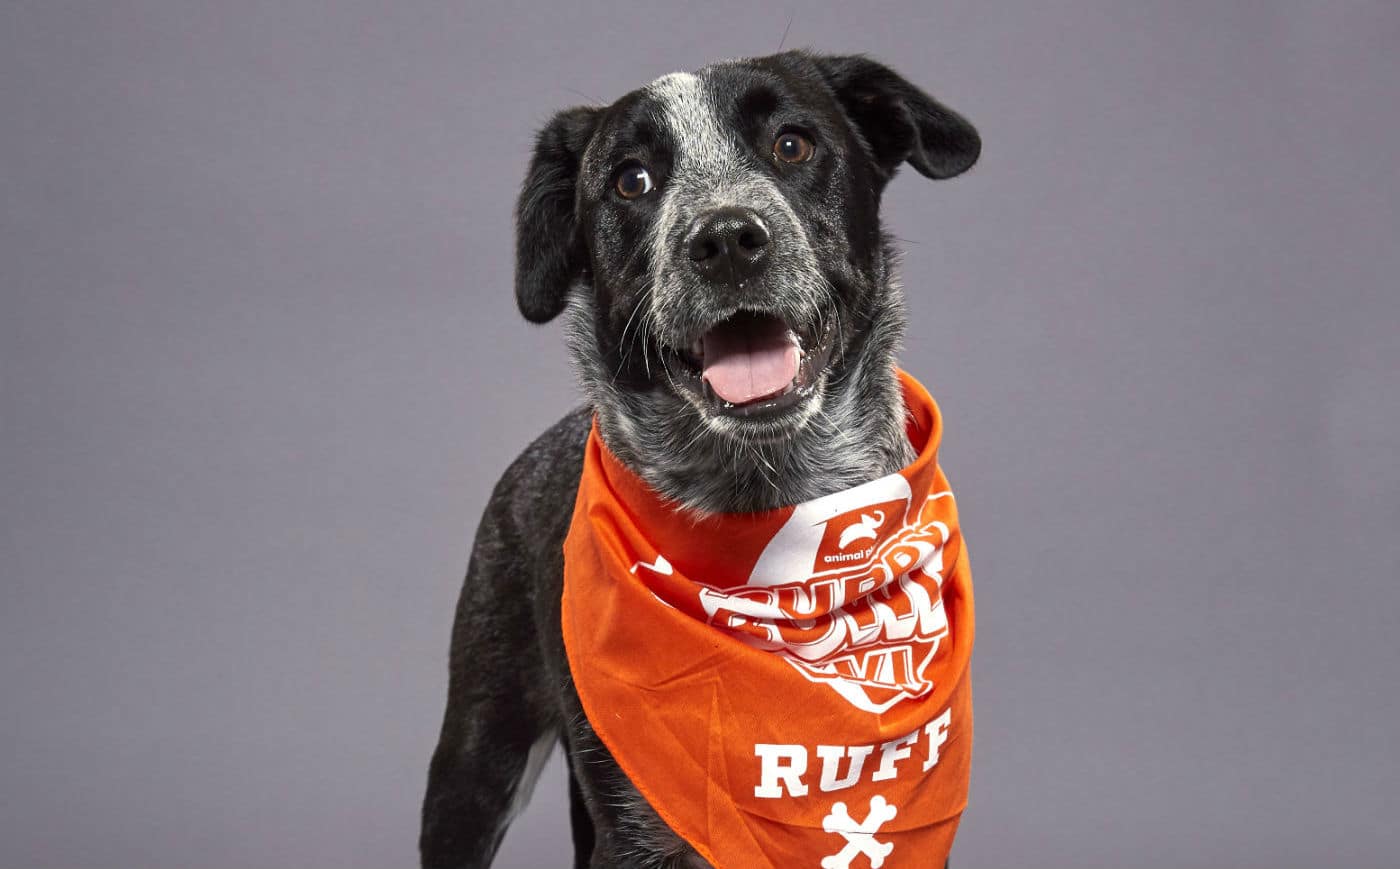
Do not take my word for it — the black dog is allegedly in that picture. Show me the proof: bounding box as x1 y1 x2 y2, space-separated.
421 50 980 868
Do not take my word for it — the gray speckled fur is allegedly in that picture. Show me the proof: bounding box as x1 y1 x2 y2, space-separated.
564 247 915 518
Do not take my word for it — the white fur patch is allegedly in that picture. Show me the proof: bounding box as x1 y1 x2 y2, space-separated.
504 732 556 824
647 72 733 179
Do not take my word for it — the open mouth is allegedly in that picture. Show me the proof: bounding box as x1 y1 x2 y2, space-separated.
661 310 838 419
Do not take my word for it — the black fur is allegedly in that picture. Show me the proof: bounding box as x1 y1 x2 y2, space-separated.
816 54 981 181
516 106 603 323
423 50 979 868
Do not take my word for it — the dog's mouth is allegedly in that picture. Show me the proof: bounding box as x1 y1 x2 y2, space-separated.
661 310 838 419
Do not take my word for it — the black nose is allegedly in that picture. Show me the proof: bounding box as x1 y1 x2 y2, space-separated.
686 207 771 284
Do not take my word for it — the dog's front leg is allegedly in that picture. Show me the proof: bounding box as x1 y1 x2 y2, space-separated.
421 514 559 868
564 712 712 869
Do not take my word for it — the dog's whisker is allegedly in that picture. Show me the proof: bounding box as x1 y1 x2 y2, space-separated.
614 301 648 382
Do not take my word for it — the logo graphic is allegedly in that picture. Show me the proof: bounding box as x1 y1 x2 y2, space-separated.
634 473 955 713
837 510 886 550
821 795 898 869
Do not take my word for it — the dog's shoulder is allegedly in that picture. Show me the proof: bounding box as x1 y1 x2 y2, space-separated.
497 405 592 500
479 406 593 561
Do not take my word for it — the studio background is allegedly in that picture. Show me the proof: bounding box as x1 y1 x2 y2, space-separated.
2 2 1396 868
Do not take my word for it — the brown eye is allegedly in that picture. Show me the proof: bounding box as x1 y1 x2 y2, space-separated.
615 165 654 199
773 131 815 164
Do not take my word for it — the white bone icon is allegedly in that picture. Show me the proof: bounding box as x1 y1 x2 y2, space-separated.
820 795 898 869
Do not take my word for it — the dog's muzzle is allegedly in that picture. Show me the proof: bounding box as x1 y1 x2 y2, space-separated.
654 201 835 424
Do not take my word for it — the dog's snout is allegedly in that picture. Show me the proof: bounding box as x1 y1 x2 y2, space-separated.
686 207 770 284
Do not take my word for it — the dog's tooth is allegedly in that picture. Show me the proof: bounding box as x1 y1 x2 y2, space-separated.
690 339 704 359
788 330 805 358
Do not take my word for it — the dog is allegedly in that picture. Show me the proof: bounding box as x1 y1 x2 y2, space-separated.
420 50 980 868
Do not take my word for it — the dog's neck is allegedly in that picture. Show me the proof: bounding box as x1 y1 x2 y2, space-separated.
574 294 916 517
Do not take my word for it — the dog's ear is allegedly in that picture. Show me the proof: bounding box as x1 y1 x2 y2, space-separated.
515 106 603 323
812 53 980 181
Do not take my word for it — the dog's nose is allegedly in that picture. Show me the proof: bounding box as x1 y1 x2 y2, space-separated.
686 207 770 284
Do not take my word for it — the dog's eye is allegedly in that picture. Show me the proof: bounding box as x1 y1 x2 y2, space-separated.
773 132 815 164
615 166 655 199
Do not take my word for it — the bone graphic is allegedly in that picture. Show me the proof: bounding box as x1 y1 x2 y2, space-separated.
820 795 898 869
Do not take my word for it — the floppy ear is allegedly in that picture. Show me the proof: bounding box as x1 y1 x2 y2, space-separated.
514 106 602 323
812 53 980 181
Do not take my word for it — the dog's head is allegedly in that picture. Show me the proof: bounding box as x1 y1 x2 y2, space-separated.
514 51 979 512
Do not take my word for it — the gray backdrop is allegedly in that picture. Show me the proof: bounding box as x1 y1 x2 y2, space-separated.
2 2 1396 868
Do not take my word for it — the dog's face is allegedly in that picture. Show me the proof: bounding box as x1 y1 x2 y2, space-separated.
515 51 979 512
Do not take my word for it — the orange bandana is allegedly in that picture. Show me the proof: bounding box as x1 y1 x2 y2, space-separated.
562 370 973 869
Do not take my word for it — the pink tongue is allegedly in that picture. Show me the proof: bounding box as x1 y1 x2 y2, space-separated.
700 318 801 405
